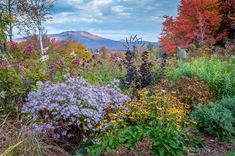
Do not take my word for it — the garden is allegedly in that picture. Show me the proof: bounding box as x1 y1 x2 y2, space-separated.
0 0 235 156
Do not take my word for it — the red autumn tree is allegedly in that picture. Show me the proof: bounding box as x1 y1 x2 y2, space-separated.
219 0 235 39
159 16 179 55
160 0 226 54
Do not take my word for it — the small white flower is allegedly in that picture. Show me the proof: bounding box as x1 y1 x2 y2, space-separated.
70 51 77 57
40 55 49 62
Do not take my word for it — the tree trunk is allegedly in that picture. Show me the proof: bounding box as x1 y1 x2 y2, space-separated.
3 41 6 51
38 26 44 55
8 0 13 41
0 41 3 53
9 23 13 41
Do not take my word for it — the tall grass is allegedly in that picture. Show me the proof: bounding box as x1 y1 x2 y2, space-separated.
79 61 126 85
0 117 69 156
166 56 235 98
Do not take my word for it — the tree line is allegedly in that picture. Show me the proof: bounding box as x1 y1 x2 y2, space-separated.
0 0 54 54
160 0 235 55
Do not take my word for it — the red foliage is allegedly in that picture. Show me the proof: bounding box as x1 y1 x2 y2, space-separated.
219 0 235 39
18 34 56 52
7 41 19 51
109 52 124 62
160 0 227 55
159 16 179 55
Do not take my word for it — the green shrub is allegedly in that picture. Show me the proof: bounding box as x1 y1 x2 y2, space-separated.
0 68 26 113
89 123 187 156
226 151 235 156
220 96 235 117
0 59 49 115
191 103 235 141
166 57 235 98
88 89 194 156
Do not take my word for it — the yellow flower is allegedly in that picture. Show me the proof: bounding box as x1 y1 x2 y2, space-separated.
108 113 117 117
190 120 197 125
110 120 117 123
156 106 163 110
117 118 123 122
97 125 103 129
103 119 108 123
176 125 181 131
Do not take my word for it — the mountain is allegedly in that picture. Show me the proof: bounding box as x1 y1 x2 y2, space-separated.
49 31 157 51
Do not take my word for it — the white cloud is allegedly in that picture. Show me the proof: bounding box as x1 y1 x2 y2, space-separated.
78 0 113 16
87 0 113 11
46 12 103 24
111 5 130 16
64 0 84 5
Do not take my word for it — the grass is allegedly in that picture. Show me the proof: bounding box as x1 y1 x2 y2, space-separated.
165 56 235 98
0 117 69 156
79 61 126 86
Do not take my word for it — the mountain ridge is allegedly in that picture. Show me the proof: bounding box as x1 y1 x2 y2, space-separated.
16 31 157 51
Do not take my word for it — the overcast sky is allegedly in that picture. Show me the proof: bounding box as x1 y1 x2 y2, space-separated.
18 0 180 42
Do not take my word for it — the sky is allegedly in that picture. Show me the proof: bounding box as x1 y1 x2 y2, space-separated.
42 0 180 42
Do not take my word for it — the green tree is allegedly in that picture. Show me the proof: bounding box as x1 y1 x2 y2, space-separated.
17 0 54 56
147 43 156 59
0 9 11 52
100 46 110 60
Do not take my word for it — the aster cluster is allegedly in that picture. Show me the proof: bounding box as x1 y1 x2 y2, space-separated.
22 76 130 143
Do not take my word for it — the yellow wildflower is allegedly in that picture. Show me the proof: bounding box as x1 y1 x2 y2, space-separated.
97 125 103 129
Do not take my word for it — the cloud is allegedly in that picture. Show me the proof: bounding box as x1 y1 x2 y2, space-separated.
111 5 130 16
14 0 180 41
46 12 103 24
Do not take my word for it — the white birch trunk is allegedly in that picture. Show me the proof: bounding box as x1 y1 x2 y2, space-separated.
38 25 44 55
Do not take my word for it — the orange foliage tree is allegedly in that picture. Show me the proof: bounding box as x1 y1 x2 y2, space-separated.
160 0 226 55
59 41 93 61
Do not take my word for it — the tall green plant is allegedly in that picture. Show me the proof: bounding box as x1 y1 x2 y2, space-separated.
166 57 235 98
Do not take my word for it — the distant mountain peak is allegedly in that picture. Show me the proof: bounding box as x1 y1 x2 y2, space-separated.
59 31 102 40
14 30 157 51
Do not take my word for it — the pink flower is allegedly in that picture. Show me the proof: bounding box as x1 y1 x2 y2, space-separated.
0 61 12 69
56 58 65 67
18 62 25 72
50 65 58 73
72 58 81 66
8 41 18 51
24 44 35 54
